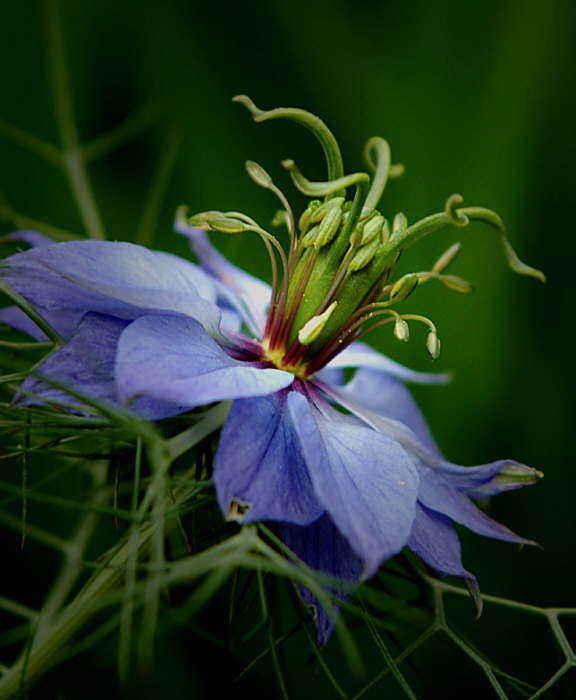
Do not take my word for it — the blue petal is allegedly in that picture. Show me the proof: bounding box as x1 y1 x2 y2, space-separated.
151 250 217 304
175 218 271 337
314 366 345 387
0 240 221 334
322 381 535 546
115 314 294 408
416 460 533 543
325 341 450 384
313 379 428 475
282 513 363 647
288 391 419 577
464 462 542 498
407 504 482 614
0 306 82 340
407 503 475 580
16 313 187 420
338 367 441 456
213 392 323 525
1 230 55 248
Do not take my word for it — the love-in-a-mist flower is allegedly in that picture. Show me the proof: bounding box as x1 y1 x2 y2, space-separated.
0 96 543 645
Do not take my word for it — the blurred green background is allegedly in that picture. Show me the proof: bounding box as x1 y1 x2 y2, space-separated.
1 0 575 697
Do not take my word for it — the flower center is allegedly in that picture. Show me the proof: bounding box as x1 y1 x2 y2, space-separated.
183 96 545 379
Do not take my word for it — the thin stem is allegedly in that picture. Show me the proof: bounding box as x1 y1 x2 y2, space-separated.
82 102 163 163
0 117 62 166
0 191 79 240
135 123 184 248
44 0 106 240
34 462 109 640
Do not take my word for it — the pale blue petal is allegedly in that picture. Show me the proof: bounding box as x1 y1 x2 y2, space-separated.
407 504 474 579
0 306 82 340
156 248 244 333
325 379 534 545
0 240 221 334
314 366 345 386
213 392 323 525
115 314 293 408
288 391 419 577
175 220 271 336
151 250 217 304
325 341 450 384
1 230 55 248
282 513 363 647
16 313 187 420
464 462 542 498
338 367 441 456
417 461 532 543
317 379 430 461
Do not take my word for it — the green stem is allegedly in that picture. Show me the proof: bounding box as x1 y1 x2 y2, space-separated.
44 0 106 240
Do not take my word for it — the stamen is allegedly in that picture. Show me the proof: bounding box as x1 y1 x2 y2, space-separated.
389 273 419 303
245 160 297 258
267 246 319 352
401 314 441 360
416 270 474 293
298 301 338 345
432 242 461 273
188 97 545 382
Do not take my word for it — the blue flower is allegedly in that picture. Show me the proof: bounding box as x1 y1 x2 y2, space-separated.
0 98 543 645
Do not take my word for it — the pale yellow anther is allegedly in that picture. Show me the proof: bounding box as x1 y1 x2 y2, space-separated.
389 273 419 303
432 242 461 274
315 205 343 247
394 318 410 342
298 301 338 345
426 331 441 360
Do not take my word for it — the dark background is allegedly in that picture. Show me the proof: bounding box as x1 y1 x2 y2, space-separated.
1 1 575 697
